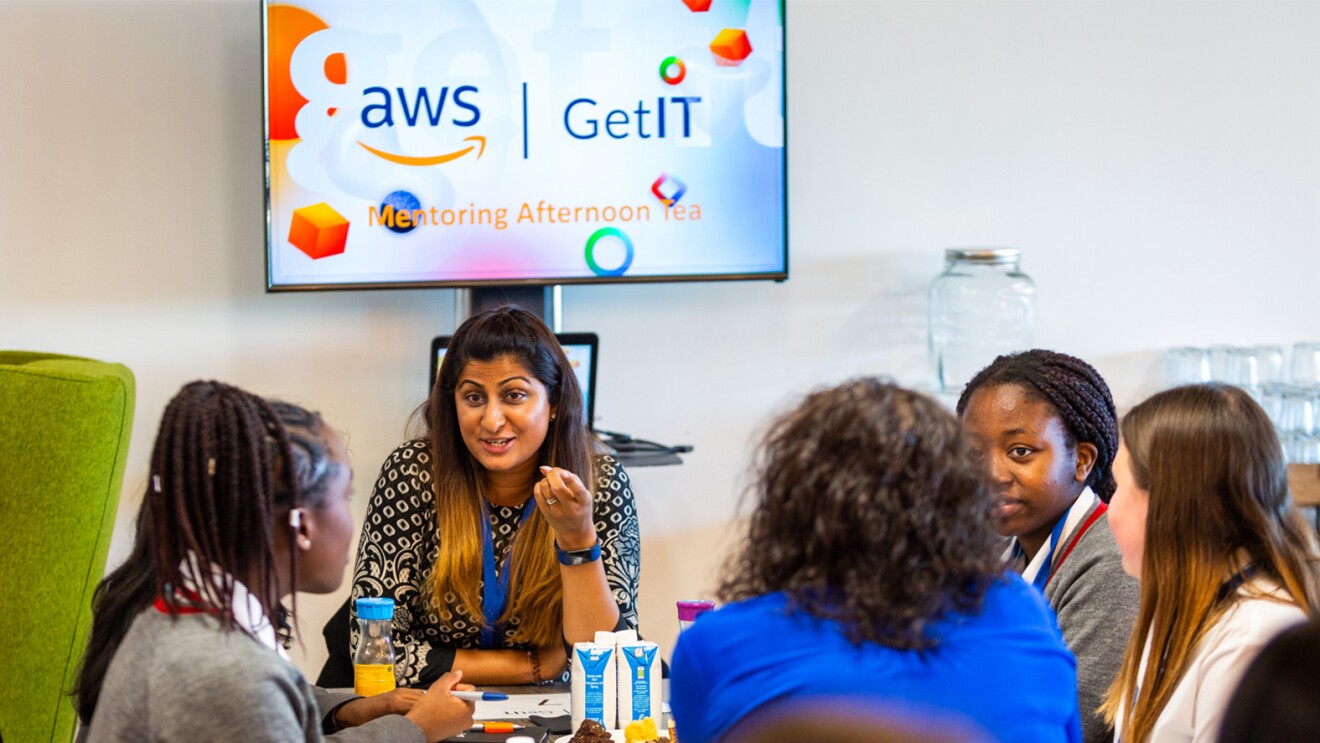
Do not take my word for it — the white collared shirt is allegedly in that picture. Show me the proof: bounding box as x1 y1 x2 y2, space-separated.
1113 578 1306 743
1006 487 1099 585
177 554 289 660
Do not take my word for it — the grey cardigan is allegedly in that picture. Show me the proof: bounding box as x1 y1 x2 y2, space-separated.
86 609 424 743
1043 504 1140 743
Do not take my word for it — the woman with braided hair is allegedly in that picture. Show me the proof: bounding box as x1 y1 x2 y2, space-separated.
79 381 475 742
958 350 1139 743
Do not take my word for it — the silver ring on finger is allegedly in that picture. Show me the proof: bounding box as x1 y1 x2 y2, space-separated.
545 497 559 505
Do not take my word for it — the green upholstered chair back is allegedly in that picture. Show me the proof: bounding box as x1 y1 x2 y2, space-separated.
0 353 134 743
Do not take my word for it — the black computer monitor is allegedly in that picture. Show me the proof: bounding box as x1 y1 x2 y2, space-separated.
429 333 599 430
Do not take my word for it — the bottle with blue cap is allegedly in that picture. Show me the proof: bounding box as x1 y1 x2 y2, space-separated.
354 597 397 696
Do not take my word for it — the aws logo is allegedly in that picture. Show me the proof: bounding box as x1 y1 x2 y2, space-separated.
358 86 486 166
266 4 486 168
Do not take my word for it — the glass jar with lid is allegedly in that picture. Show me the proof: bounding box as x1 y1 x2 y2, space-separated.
928 248 1036 394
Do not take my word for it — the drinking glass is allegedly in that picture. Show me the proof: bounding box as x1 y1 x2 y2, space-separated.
1222 347 1261 393
1278 389 1315 435
1165 347 1210 388
1292 342 1320 385
1261 382 1288 427
1209 344 1232 382
1255 345 1285 385
1286 434 1320 465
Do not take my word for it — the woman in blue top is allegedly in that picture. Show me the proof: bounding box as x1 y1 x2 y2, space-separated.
669 379 1081 743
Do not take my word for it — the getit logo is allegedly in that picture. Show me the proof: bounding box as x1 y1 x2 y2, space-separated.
275 14 706 164
564 96 701 140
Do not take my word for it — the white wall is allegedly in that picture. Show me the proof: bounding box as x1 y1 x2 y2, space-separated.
3 0 1318 678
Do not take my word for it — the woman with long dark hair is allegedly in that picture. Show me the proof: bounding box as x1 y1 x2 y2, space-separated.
79 381 475 740
351 306 639 685
1102 384 1320 742
670 379 1080 743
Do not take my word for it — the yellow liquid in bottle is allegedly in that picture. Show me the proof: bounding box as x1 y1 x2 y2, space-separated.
354 663 397 696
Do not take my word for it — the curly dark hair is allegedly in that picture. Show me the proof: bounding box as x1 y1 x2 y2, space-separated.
718 378 1003 650
954 349 1119 501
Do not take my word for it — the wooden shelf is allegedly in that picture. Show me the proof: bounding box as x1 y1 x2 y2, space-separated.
1288 464 1320 507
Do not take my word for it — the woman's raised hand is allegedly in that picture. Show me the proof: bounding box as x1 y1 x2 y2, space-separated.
404 670 476 743
534 466 597 550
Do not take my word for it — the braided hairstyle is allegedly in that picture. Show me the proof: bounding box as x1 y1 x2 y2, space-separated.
75 381 335 723
955 350 1119 501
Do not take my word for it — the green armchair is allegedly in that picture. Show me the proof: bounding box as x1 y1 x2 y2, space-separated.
0 353 134 742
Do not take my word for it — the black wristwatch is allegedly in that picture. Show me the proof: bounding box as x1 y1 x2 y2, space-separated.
555 538 602 566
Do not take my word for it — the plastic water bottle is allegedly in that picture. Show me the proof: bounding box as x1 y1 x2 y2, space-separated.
354 597 397 696
928 248 1036 394
675 600 714 633
671 600 715 743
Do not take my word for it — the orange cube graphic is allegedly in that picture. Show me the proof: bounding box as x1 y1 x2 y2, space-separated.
681 0 712 11
288 202 349 259
710 28 752 66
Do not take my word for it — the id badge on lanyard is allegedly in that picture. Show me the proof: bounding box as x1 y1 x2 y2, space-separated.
1020 514 1071 594
480 501 533 649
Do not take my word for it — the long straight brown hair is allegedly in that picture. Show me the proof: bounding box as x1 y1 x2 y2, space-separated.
1102 384 1320 742
420 306 594 647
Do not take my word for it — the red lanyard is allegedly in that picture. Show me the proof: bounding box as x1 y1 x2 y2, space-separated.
153 587 221 616
1046 503 1108 584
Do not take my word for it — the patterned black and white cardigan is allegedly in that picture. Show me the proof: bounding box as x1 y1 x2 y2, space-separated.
349 439 640 686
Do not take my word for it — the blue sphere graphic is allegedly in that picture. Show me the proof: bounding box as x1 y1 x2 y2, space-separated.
381 190 422 234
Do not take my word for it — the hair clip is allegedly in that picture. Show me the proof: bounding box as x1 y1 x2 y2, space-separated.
288 509 302 529
152 474 162 493
207 458 216 476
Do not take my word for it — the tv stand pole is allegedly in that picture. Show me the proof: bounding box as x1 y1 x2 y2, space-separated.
455 285 562 331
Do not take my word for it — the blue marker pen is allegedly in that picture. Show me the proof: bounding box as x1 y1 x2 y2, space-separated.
451 691 509 702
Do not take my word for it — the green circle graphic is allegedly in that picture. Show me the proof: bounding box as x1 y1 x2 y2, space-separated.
584 227 634 277
659 56 686 84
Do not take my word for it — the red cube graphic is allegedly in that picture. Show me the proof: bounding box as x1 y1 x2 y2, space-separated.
288 202 349 259
710 28 752 66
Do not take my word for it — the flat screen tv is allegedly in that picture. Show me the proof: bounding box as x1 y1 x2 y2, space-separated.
263 0 788 291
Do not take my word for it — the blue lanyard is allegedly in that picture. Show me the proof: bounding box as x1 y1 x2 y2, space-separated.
1015 512 1071 594
480 500 533 649
1216 564 1259 603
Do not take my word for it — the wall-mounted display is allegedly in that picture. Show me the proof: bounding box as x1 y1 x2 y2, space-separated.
263 0 787 290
